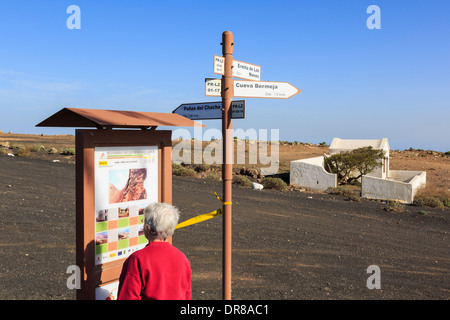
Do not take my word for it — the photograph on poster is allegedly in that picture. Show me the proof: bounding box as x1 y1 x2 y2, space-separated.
109 168 148 204
95 232 108 245
96 209 109 222
118 227 130 240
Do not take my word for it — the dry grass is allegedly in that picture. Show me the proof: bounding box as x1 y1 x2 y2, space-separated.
384 201 406 212
233 175 252 187
413 186 450 208
261 177 288 191
415 185 450 199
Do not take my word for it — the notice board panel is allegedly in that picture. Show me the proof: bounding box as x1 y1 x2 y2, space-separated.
75 129 172 300
94 145 158 266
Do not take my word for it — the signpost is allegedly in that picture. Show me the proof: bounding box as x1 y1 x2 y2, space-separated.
221 31 234 301
212 31 300 300
206 79 300 99
234 80 300 99
172 100 245 120
214 55 262 81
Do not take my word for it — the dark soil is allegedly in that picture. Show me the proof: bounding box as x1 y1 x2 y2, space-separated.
0 154 449 300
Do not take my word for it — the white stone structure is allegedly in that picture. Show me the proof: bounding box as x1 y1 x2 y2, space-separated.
289 138 426 204
362 170 426 204
290 156 337 191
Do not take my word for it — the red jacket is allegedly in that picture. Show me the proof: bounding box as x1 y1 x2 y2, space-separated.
117 242 191 300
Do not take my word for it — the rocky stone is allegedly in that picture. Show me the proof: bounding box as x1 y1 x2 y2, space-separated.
252 182 264 190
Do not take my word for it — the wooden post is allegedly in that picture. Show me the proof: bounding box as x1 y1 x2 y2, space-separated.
221 31 234 300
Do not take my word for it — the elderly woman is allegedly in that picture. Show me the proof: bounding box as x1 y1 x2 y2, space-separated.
117 202 191 300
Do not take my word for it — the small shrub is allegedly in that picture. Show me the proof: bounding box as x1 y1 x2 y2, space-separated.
327 187 344 195
31 144 44 152
419 210 427 215
423 197 444 208
194 163 210 172
174 167 196 177
326 187 357 197
16 148 30 157
0 141 10 148
384 201 405 212
61 147 75 155
233 175 252 188
413 197 444 209
172 163 196 177
346 194 361 202
433 194 450 207
205 173 221 181
172 162 183 170
261 177 288 191
414 186 449 208
412 198 425 207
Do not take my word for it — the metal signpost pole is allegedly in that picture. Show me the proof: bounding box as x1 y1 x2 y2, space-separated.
180 31 299 300
221 31 234 300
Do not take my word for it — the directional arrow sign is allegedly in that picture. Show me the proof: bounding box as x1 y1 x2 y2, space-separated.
206 78 300 99
234 80 300 99
233 60 261 81
172 100 245 120
214 55 261 81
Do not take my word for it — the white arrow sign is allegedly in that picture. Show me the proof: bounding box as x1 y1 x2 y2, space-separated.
234 80 300 99
172 100 245 120
205 78 300 99
214 55 261 81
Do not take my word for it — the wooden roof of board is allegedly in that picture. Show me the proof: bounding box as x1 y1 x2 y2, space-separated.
36 107 205 129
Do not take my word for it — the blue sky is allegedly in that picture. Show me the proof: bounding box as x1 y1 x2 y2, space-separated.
0 0 449 151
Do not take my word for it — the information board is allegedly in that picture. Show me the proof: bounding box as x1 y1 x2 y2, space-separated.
94 146 159 265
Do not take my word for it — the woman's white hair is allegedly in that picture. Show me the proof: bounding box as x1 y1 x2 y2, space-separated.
144 202 180 241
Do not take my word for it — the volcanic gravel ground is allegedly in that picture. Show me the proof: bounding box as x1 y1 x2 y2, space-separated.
0 154 449 300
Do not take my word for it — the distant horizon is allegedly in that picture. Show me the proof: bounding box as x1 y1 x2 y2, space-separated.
1 128 447 153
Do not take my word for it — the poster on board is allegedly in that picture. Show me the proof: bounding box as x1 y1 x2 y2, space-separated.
95 281 119 300
94 146 158 265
